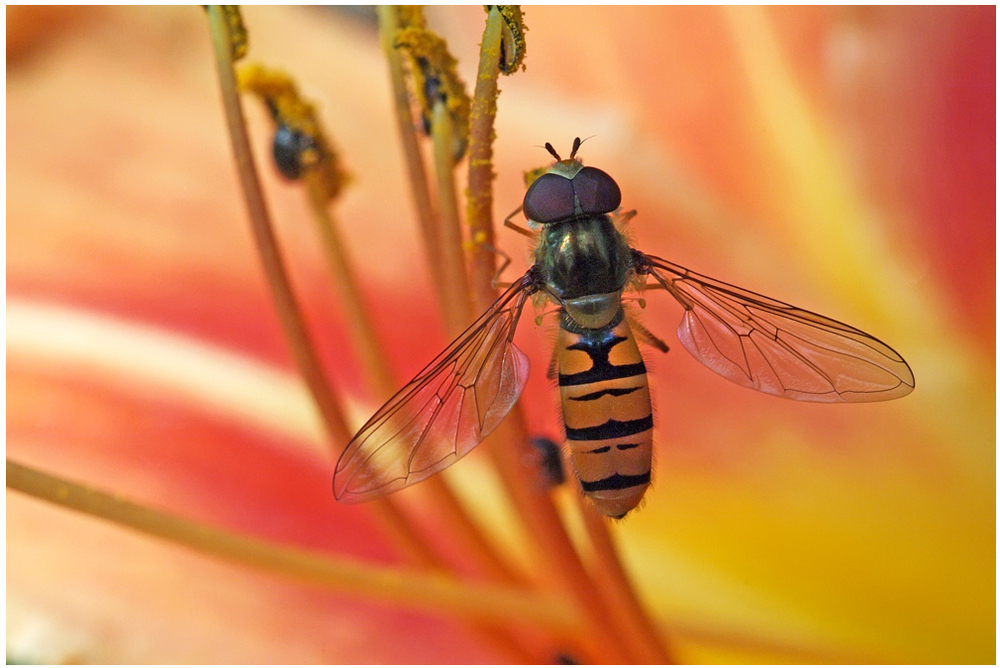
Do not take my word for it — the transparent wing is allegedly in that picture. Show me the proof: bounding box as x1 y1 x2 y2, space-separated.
633 251 915 402
334 271 541 502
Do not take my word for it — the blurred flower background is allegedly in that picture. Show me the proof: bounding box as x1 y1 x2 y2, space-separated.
7 5 994 664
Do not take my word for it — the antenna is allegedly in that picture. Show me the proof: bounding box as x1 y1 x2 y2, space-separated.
570 137 582 158
571 135 597 159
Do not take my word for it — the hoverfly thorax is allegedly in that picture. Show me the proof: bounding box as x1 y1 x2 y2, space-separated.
536 216 630 325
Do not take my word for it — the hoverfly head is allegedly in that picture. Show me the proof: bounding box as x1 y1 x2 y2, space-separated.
523 137 621 225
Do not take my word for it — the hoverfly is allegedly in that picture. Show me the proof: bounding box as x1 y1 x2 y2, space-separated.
333 138 915 518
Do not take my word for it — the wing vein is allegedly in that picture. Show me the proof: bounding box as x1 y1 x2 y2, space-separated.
633 250 914 403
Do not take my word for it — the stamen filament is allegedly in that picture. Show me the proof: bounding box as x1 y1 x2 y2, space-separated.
465 8 503 313
307 169 523 592
377 6 460 334
464 8 640 664
373 7 543 593
578 496 674 663
210 9 538 655
431 98 475 331
6 460 582 637
206 6 350 448
303 181 397 399
207 3 442 572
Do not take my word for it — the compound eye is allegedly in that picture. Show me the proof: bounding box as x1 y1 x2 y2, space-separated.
572 166 622 215
523 172 575 223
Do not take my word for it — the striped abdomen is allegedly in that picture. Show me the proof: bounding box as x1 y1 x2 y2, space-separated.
557 315 653 518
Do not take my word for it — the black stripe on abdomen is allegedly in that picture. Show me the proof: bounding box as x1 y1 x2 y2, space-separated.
580 471 651 492
565 415 653 441
567 386 641 401
586 442 641 454
557 327 646 387
559 362 645 387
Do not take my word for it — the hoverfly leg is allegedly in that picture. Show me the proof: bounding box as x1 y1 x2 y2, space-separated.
631 318 670 354
469 236 516 288
503 206 536 238
474 243 513 289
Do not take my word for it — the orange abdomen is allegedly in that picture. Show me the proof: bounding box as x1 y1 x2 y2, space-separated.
557 315 653 518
